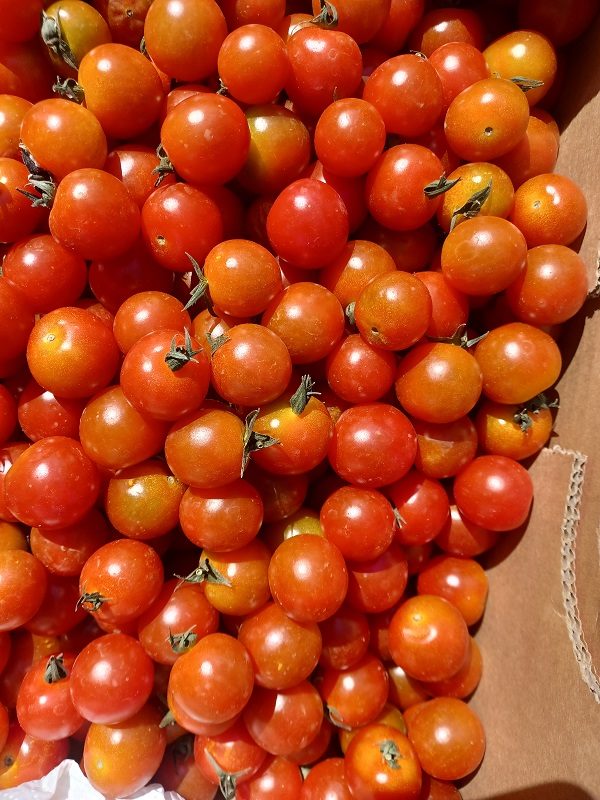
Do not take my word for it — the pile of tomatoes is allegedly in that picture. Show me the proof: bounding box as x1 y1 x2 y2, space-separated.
0 0 596 797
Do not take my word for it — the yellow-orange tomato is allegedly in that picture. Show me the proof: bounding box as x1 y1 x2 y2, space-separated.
509 173 588 247
475 398 553 460
444 78 530 161
484 30 557 106
437 162 515 232
84 704 166 799
43 1 111 78
0 522 27 551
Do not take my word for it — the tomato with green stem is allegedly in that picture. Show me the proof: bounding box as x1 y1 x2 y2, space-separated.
16 653 82 740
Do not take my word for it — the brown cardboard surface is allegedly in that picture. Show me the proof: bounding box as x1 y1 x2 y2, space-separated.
462 15 600 800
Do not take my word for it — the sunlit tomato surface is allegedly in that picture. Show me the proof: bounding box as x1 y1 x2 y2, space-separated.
161 93 250 186
329 404 417 488
238 602 321 690
320 485 396 561
20 98 107 181
406 697 485 781
429 42 489 108
437 161 515 233
364 53 444 137
78 539 164 628
387 470 450 547
424 637 483 700
26 306 120 400
243 680 323 756
366 144 444 231
444 78 529 161
29 509 109 578
16 653 83 740
454 454 533 532
484 30 557 107
168 633 254 725
120 329 210 421
475 398 553 460
0 551 47 632
355 271 432 350
300 757 352 800
344 723 422 800
417 556 488 626
200 538 271 616
317 652 389 729
326 333 398 404
49 168 140 261
78 43 164 139
5 437 100 530
436 504 498 558
474 322 562 404
0 157 46 244
267 179 349 269
509 173 588 247
408 6 486 55
492 109 559 187
83 703 166 798
318 606 370 671
345 542 409 614
268 534 348 623
389 595 470 682
314 98 386 178
143 0 227 81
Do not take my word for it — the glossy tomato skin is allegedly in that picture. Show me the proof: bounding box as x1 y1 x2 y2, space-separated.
16 653 83 740
26 306 120 400
2 234 87 314
20 98 107 181
141 183 224 272
314 98 386 178
329 404 417 488
78 43 165 139
395 343 483 425
453 454 533 532
300 757 352 800
345 543 409 614
70 633 154 724
474 322 562 404
387 470 450 547
29 508 110 577
320 485 396 561
144 0 227 81
83 703 167 798
417 556 488 626
238 602 322 690
389 595 470 683
364 53 444 137
168 633 254 725
0 157 46 243
319 606 370 671
243 681 323 756
267 179 349 269
317 653 389 729
120 329 210 422
78 539 164 629
161 94 250 186
268 534 348 623
49 168 141 261
0 551 47 632
429 42 489 108
0 722 69 789
509 173 587 247
475 399 553 461
344 723 422 800
484 30 557 107
4 437 100 529
165 406 245 489
444 78 530 161
405 697 485 781
326 333 397 404
366 144 444 231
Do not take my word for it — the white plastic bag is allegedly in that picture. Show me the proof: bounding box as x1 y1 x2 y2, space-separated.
0 760 184 800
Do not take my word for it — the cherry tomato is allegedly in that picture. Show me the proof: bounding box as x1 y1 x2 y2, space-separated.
315 98 386 178
344 724 422 800
0 551 47 632
238 602 321 690
317 653 389 729
417 556 488 626
389 595 470 682
387 470 450 547
243 681 323 756
199 538 271 617
29 509 109 578
43 0 111 77
509 173 587 247
484 30 557 107
300 757 352 800
16 653 83 740
0 157 46 243
0 722 69 789
326 333 398 404
364 53 444 137
78 42 164 139
78 539 164 629
345 543 409 614
161 94 250 186
474 322 562 403
320 485 396 561
218 24 289 105
144 0 227 81
430 42 489 108
5 437 99 530
366 144 444 231
409 7 486 56
168 633 254 725
436 504 498 558
268 534 348 623
83 703 166 798
319 606 370 671
444 78 530 161
405 697 485 781
492 109 559 187
49 168 141 261
475 398 553 460
120 329 210 422
437 161 515 233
